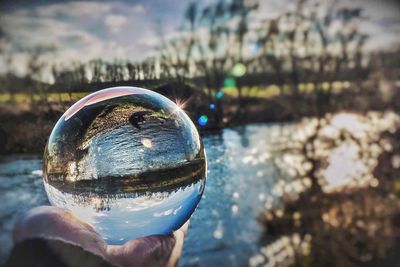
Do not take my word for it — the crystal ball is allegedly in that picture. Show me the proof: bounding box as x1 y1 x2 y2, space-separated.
43 87 206 244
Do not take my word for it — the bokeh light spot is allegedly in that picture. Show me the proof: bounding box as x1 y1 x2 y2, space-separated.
249 42 260 54
223 77 236 89
198 115 208 127
231 63 246 77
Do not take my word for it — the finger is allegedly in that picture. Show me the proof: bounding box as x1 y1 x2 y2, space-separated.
106 235 176 267
13 206 107 257
178 220 190 236
166 231 184 267
166 220 190 267
106 221 190 267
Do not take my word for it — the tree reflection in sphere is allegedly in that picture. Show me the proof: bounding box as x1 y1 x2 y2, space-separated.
43 87 206 244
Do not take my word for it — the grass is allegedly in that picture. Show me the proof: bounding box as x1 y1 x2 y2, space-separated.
218 81 351 99
0 81 352 105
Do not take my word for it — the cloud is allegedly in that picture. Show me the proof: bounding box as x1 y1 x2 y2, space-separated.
0 1 167 76
131 4 146 14
105 14 128 33
37 2 113 18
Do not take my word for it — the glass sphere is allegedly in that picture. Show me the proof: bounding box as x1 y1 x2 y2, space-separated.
43 87 206 244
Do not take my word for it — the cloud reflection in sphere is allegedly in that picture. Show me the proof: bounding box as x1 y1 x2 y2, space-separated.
43 87 206 244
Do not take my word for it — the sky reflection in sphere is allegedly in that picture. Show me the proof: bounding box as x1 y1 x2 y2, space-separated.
43 87 206 244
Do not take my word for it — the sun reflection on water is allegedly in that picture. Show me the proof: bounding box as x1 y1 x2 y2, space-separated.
251 111 400 267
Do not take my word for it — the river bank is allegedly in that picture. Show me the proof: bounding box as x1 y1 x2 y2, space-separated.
1 80 398 154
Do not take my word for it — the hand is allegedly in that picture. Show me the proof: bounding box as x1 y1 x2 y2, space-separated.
8 206 188 267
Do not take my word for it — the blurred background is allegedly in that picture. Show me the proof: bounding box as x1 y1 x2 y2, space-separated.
0 0 400 266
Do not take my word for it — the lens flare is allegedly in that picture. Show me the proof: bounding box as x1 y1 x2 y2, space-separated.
174 98 188 112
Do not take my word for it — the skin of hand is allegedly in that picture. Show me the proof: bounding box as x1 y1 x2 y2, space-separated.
11 206 189 267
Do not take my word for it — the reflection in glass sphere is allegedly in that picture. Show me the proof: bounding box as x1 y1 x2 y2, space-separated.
43 87 206 244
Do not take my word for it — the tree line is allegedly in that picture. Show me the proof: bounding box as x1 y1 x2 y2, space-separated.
0 0 399 125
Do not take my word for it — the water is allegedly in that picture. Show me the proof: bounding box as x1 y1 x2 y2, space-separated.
43 87 206 244
0 123 282 265
181 125 282 266
0 156 48 261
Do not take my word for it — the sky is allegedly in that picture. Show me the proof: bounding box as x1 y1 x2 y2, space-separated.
0 0 399 78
